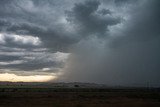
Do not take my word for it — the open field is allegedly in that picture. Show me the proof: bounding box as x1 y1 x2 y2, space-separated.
0 86 160 107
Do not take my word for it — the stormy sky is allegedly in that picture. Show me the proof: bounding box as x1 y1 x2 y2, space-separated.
0 0 160 86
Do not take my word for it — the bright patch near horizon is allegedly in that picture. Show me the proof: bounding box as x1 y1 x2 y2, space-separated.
0 73 55 82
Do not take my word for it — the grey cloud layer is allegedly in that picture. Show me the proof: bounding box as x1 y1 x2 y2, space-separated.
0 0 75 75
0 0 160 86
0 0 120 74
0 0 121 51
0 46 69 72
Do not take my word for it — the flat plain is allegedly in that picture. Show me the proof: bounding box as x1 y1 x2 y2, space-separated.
0 83 160 107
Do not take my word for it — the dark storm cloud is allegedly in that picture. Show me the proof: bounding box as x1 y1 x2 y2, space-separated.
0 0 120 75
111 0 160 47
66 0 121 37
0 0 75 51
57 0 160 87
0 0 160 86
102 0 160 86
114 0 139 5
0 0 72 74
0 0 120 51
98 9 112 15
